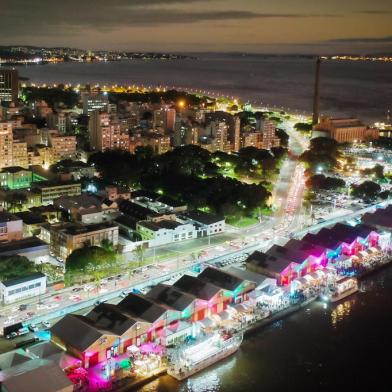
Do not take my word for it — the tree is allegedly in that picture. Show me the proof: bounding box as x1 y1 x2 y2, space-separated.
5 192 27 212
294 122 312 132
306 175 345 190
65 246 117 274
275 129 289 148
0 255 38 281
132 245 145 267
351 181 381 201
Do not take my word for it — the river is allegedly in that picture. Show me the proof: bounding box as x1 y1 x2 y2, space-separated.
14 53 392 123
139 266 392 392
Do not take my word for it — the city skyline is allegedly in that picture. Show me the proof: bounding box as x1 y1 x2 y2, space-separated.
1 0 392 53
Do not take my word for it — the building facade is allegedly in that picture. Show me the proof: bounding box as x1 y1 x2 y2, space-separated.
0 69 18 102
0 272 46 304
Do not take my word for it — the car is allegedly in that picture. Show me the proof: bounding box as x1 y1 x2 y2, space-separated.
69 295 81 302
36 304 48 310
72 287 82 292
120 291 128 298
6 332 17 340
27 311 35 317
19 304 27 311
29 324 39 332
46 303 59 310
17 327 29 336
41 321 51 329
94 300 102 306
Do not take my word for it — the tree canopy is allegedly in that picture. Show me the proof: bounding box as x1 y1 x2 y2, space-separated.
66 246 117 273
306 174 346 190
89 145 274 219
294 122 313 132
351 181 381 201
300 137 340 172
0 256 38 281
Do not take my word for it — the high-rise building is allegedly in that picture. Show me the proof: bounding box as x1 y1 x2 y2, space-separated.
185 127 199 145
47 112 69 134
82 93 109 115
0 69 18 102
48 132 77 159
12 140 28 168
165 108 176 132
0 122 14 169
88 111 129 151
35 100 53 118
233 116 241 152
241 131 263 149
261 120 280 150
212 122 231 152
142 134 171 155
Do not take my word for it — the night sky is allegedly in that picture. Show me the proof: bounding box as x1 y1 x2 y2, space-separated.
2 0 392 53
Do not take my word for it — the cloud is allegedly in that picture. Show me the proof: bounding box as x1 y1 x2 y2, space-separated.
329 36 392 43
357 10 392 15
0 0 339 40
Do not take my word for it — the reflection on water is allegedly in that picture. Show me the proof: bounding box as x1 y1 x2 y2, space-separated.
138 267 392 391
331 299 355 328
179 357 236 392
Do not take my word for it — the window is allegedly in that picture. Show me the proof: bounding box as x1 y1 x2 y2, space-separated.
35 282 41 288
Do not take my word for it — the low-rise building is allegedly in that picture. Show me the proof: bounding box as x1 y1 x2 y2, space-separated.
0 237 50 263
0 166 46 190
0 272 46 304
136 219 196 246
0 211 23 242
198 266 255 303
14 212 47 237
246 251 299 286
184 210 225 237
0 357 73 392
43 222 119 260
314 117 379 143
32 181 81 205
361 205 392 233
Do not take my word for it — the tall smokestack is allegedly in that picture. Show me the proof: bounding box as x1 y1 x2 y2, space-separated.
312 56 321 125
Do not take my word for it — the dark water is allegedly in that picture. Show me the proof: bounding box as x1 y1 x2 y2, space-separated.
15 54 392 123
139 266 392 392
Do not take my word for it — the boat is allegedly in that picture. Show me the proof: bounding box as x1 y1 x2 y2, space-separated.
323 276 359 303
167 333 243 381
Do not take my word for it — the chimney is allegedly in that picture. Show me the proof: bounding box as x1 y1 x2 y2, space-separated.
312 57 321 125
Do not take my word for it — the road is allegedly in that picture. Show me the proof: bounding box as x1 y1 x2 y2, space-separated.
0 117 310 334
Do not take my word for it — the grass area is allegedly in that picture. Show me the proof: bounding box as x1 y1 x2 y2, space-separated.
227 216 259 228
138 251 178 266
260 207 273 216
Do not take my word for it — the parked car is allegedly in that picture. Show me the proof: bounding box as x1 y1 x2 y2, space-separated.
41 321 51 329
6 332 17 340
28 324 39 332
17 327 29 336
